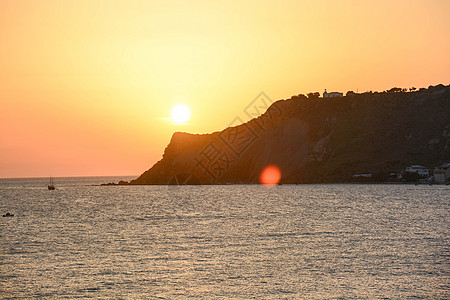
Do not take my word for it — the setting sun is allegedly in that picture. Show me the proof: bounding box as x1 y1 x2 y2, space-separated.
171 105 191 124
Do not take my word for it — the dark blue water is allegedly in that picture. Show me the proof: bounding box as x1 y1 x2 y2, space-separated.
1 178 449 298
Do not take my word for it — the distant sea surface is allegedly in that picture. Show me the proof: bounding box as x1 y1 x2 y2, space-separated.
1 177 449 299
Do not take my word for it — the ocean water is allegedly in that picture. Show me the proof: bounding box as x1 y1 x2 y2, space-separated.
0 177 449 299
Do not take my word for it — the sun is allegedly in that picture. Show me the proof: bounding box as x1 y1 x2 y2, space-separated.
171 104 191 123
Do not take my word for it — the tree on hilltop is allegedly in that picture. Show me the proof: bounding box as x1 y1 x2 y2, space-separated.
307 92 320 99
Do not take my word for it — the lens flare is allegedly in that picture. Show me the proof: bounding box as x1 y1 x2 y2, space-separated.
260 165 281 186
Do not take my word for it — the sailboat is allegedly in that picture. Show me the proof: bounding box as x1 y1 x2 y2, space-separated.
48 176 55 190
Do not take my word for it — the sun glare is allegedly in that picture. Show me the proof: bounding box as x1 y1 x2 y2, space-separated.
171 105 191 124
260 165 282 187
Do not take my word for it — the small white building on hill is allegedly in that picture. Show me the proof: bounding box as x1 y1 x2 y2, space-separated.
405 165 430 177
434 163 450 184
323 89 343 98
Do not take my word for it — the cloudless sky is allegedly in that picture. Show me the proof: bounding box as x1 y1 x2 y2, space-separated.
1 0 449 178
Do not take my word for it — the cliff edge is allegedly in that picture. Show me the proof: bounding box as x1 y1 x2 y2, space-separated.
130 84 450 184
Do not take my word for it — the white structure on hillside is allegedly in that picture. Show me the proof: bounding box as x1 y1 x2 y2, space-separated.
323 89 343 98
405 165 430 177
434 163 450 184
353 174 372 178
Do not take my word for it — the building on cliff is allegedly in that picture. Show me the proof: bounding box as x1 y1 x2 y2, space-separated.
434 163 450 184
405 165 430 177
323 89 343 98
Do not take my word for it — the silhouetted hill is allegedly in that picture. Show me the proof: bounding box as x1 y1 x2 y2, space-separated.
130 84 450 184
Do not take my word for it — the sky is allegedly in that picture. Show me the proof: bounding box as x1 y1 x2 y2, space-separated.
1 0 449 178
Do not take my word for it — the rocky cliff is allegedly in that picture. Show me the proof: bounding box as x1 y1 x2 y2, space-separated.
130 84 450 184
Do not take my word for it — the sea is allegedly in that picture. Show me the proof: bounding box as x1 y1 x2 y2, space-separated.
0 177 449 299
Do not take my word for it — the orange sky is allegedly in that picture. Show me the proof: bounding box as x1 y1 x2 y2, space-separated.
1 0 449 178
